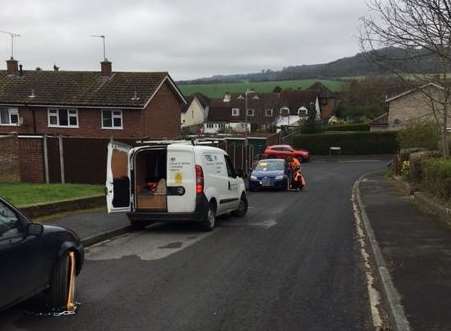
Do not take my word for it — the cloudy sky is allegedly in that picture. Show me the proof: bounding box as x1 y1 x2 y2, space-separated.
0 0 369 80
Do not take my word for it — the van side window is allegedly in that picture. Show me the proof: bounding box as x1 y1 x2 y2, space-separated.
224 155 237 178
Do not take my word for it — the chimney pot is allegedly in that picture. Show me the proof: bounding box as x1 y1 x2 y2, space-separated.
101 60 112 76
6 58 18 75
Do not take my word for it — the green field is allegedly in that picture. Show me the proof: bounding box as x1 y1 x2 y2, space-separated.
179 79 347 98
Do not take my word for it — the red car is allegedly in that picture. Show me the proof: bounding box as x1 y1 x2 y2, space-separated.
262 144 310 162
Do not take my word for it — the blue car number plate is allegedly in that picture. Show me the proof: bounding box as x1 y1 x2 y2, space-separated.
262 178 272 186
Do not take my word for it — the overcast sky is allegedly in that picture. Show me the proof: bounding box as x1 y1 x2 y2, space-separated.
0 0 368 80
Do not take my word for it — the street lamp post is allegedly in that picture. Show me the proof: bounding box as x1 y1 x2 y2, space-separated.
244 89 259 176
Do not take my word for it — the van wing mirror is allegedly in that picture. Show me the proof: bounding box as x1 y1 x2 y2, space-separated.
235 169 244 178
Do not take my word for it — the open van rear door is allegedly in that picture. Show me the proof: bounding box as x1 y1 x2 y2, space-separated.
106 141 132 213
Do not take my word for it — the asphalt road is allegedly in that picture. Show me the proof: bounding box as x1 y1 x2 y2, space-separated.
0 157 388 331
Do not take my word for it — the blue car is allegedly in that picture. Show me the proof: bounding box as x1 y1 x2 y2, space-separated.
249 159 290 191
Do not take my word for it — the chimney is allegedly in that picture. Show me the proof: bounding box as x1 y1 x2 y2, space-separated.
101 59 112 76
6 58 18 75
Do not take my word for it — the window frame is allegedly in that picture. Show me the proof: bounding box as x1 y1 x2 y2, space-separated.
246 108 255 117
280 107 290 116
298 107 308 117
265 109 273 117
47 108 79 128
0 107 19 126
231 108 240 117
101 110 123 130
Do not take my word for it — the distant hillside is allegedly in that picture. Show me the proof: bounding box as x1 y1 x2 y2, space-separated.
179 47 440 85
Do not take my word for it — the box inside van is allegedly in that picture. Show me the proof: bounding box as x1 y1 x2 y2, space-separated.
134 149 167 210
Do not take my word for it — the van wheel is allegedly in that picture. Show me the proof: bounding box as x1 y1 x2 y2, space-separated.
232 194 248 217
200 203 216 231
129 217 148 230
46 252 73 309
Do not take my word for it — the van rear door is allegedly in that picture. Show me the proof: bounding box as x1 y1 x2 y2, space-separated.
166 145 196 213
106 141 132 213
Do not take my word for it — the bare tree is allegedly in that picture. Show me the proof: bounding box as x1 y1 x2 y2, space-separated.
360 0 451 157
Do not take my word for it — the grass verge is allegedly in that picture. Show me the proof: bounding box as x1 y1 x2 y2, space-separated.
0 182 104 207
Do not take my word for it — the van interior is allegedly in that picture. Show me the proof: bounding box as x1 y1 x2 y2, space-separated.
134 149 167 210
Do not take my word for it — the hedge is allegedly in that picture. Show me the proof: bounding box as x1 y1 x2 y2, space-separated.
325 123 370 132
422 158 451 200
290 131 398 155
397 121 440 150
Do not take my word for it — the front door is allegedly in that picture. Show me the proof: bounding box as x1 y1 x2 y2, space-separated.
106 141 132 213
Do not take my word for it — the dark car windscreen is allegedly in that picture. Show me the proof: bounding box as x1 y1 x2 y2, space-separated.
255 160 285 171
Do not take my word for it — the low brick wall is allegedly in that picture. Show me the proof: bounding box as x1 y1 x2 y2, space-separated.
19 195 105 219
0 135 20 182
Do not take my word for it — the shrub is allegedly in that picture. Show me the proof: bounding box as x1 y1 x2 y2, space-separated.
408 151 441 182
290 131 398 155
325 123 370 132
398 121 440 150
422 158 451 200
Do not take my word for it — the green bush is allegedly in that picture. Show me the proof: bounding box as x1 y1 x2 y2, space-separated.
398 121 440 150
325 123 370 132
290 131 399 155
422 158 451 200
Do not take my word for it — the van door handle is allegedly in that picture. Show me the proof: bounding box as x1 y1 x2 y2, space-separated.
228 181 231 190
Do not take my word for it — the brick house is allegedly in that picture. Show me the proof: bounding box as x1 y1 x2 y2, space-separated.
0 58 186 184
181 93 209 128
369 83 451 131
202 84 336 133
0 58 186 139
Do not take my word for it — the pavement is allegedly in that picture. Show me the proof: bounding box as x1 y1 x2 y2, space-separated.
37 208 130 245
0 157 388 331
360 173 451 331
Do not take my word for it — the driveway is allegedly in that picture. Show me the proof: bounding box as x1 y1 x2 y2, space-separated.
0 157 388 331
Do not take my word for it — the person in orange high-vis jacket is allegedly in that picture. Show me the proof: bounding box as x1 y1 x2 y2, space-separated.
287 156 305 190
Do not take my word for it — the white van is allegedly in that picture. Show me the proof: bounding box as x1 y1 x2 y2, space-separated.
106 141 248 231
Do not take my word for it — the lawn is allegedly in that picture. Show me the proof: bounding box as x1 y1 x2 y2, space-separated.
0 183 104 207
179 79 347 98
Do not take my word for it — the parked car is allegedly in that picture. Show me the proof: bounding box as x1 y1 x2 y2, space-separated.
262 144 310 162
106 141 248 231
0 197 84 312
249 159 290 191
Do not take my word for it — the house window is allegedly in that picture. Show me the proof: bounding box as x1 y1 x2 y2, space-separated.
247 109 255 117
298 107 308 117
102 110 123 129
280 107 290 116
48 108 78 128
265 109 273 117
0 107 19 126
232 108 240 117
